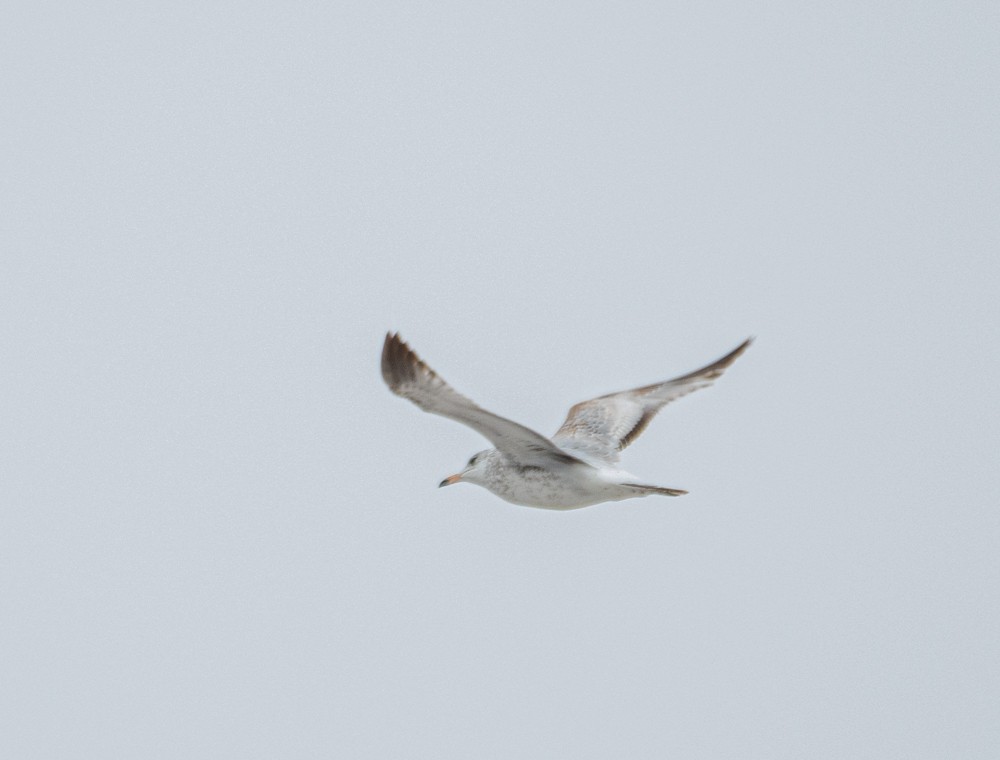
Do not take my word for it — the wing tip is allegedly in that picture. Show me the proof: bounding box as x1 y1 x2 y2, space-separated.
723 336 754 363
674 336 754 383
381 331 412 390
382 331 439 394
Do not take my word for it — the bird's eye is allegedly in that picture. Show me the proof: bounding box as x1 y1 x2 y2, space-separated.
468 455 478 467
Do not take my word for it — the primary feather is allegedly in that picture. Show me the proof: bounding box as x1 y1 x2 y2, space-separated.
551 338 753 464
381 333 582 467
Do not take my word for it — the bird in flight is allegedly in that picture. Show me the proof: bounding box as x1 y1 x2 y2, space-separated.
381 332 752 510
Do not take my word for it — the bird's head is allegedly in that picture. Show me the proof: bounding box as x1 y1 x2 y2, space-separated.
439 450 492 488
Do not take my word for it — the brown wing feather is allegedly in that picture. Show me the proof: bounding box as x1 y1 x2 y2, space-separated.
381 333 583 467
552 338 752 463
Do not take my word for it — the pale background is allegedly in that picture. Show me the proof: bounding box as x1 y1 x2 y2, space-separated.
2 2 998 758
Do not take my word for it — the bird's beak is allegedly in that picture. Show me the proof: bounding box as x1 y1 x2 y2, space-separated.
438 473 462 488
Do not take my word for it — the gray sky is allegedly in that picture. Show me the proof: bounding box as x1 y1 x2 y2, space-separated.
2 2 999 758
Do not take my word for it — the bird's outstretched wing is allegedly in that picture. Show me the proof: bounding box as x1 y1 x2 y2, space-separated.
381 333 583 467
552 338 753 464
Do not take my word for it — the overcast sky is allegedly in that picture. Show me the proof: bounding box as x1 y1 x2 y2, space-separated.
2 2 998 758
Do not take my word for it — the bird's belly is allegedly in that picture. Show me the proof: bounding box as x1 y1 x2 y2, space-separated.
485 466 627 510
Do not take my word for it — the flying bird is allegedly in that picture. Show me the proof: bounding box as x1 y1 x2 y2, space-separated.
381 332 752 510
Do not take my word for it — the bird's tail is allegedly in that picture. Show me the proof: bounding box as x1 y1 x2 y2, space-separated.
623 483 688 497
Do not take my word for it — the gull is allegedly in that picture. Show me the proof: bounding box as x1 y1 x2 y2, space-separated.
381 332 752 510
